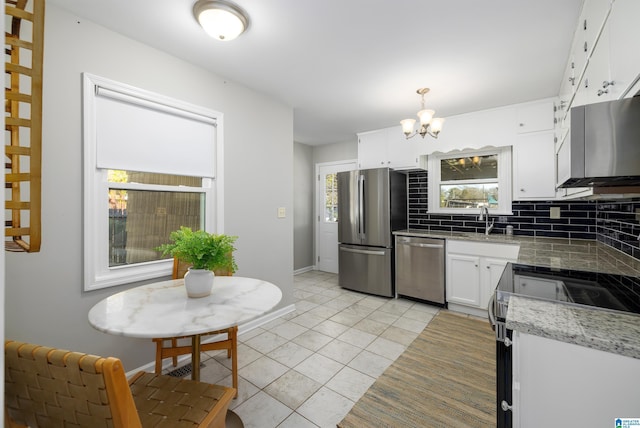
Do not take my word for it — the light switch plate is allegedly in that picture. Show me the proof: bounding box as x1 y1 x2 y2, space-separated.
277 207 286 218
550 207 561 219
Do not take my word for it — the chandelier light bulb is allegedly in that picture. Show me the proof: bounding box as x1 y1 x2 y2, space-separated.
400 87 444 140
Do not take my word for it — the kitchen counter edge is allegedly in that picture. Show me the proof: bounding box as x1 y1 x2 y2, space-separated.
506 295 640 360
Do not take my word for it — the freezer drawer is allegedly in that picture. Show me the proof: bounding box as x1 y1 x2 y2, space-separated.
395 236 446 304
338 244 393 297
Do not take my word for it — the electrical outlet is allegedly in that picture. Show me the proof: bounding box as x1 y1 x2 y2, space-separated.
277 207 286 218
550 207 561 219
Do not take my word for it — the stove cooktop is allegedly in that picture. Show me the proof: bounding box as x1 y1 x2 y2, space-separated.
496 263 640 316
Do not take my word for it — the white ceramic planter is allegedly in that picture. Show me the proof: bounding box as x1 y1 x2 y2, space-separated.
184 268 214 298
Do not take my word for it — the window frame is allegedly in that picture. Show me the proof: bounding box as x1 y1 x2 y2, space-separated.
83 74 224 291
427 147 512 215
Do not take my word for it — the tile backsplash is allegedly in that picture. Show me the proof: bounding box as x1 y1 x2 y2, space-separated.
407 171 640 260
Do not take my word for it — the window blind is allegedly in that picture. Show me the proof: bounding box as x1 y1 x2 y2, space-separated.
94 86 216 178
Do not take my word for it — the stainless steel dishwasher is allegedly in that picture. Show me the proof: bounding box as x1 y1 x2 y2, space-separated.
395 235 446 305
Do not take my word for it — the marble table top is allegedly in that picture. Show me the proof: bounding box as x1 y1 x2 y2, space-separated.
88 276 282 339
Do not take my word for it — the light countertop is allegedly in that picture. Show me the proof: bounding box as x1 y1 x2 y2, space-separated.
393 229 640 276
506 296 640 360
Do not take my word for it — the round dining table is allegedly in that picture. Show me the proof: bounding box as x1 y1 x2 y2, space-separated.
88 276 283 381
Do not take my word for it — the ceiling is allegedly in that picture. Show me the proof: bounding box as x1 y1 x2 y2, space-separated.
48 0 584 146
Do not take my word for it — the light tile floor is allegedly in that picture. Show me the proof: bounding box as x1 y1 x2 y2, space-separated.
186 270 442 428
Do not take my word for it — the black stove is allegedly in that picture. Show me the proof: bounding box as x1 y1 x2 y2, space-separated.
495 263 640 317
490 263 640 428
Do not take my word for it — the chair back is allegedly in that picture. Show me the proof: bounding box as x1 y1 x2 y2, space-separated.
5 340 142 428
172 254 233 279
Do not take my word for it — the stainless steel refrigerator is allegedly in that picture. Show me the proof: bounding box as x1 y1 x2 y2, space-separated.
337 168 407 297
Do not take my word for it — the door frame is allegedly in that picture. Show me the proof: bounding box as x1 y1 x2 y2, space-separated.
315 160 357 272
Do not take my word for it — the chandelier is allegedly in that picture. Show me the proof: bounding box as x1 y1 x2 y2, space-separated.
400 88 445 139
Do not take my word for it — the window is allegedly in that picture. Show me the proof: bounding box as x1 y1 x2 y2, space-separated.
83 74 223 291
428 147 512 215
324 173 338 222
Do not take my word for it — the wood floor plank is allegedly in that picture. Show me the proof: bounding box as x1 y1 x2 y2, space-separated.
339 310 496 428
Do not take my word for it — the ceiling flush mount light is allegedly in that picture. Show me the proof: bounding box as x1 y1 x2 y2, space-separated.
193 0 249 41
400 88 445 139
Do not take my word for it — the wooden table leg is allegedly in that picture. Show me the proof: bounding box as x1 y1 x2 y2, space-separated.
192 334 201 381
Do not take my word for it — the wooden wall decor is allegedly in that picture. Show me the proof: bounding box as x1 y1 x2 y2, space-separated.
5 0 44 252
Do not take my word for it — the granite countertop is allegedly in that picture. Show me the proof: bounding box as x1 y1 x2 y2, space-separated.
394 229 640 358
394 229 640 276
506 296 640 360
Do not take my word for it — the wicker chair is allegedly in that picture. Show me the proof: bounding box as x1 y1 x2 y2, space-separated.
4 340 235 428
152 257 238 396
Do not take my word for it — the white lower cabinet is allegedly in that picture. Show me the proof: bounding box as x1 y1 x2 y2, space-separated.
446 240 519 317
512 331 640 428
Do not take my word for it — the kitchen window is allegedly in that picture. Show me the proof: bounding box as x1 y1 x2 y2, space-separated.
83 74 223 291
428 147 512 215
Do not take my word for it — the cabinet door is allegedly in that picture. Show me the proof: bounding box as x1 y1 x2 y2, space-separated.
357 130 388 169
388 126 423 169
583 20 613 104
514 332 640 428
516 101 554 134
446 254 481 307
480 258 509 309
607 0 640 98
513 131 556 200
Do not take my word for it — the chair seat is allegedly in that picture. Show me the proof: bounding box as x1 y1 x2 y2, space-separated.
129 371 234 428
4 340 236 428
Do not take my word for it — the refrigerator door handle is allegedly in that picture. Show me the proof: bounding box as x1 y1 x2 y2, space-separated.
339 246 386 256
358 174 365 239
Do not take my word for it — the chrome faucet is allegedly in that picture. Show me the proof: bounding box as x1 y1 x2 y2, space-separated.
479 206 495 235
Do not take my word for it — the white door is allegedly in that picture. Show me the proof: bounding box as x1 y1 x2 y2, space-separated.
316 161 356 273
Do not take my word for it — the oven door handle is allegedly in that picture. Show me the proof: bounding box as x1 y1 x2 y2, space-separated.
488 292 496 330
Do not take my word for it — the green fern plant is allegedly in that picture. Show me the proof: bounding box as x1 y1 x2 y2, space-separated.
156 226 238 273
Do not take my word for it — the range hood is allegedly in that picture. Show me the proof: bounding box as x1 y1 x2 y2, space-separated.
558 96 640 188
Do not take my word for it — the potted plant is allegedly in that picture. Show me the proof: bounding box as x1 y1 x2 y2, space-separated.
156 226 238 298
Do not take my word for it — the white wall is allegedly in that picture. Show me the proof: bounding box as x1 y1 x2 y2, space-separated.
312 140 357 165
4 5 294 370
294 143 314 271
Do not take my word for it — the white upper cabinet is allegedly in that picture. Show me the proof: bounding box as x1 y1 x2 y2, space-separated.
603 0 640 98
513 131 557 200
357 129 388 169
515 100 554 134
357 126 424 170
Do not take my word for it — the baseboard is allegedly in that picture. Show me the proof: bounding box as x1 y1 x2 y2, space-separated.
127 303 297 378
294 266 315 275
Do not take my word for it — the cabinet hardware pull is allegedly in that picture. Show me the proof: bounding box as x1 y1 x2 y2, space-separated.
602 80 614 88
597 89 608 96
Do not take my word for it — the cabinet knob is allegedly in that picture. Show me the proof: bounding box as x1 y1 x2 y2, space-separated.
475 264 478 268
486 266 490 269
520 188 525 192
